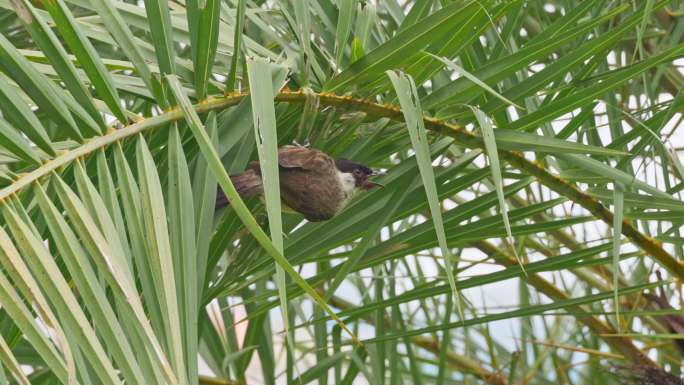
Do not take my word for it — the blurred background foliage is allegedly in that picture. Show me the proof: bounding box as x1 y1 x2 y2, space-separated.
0 0 682 384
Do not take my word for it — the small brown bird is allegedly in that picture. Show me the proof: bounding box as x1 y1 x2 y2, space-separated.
216 146 382 221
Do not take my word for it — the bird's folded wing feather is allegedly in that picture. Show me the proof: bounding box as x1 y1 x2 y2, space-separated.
276 146 333 171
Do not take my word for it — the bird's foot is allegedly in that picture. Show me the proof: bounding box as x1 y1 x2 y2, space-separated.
292 139 311 148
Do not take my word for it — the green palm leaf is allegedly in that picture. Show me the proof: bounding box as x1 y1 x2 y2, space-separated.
0 1 679 384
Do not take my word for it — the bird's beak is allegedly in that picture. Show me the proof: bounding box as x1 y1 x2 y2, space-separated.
364 170 385 190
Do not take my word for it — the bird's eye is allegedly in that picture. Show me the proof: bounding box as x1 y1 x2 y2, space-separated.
353 169 362 177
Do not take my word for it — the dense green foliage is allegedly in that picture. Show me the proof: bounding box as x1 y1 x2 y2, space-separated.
0 0 682 384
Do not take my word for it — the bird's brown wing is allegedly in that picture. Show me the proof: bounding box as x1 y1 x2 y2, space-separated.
247 147 333 173
277 146 334 170
278 147 341 221
244 146 340 221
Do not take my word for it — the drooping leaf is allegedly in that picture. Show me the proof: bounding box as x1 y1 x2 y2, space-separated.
387 70 463 316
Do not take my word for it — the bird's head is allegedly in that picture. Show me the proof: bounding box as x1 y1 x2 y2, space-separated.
334 159 384 190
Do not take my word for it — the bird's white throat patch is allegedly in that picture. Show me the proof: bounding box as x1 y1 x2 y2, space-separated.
336 171 357 210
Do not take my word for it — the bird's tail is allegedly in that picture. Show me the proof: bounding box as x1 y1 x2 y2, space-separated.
216 169 263 209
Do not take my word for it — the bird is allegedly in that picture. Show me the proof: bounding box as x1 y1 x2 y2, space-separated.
216 145 382 221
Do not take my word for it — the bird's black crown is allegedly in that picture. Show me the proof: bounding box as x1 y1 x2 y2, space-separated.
334 159 374 175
